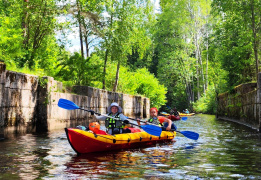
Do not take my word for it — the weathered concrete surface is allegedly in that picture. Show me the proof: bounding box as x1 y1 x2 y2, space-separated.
72 85 150 118
257 73 261 132
0 62 6 139
217 80 260 132
0 62 150 138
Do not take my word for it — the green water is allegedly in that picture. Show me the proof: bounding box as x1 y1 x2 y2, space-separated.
0 114 260 179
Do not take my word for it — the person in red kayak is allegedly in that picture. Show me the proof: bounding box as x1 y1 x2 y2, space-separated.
170 107 179 116
93 102 131 135
137 107 177 131
168 107 180 121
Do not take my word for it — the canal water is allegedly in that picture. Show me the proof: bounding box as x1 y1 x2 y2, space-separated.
0 114 260 180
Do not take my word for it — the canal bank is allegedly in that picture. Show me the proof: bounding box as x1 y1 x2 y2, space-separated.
0 62 150 138
217 73 261 132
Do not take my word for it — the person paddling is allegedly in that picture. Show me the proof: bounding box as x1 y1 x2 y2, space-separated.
183 109 189 114
170 107 179 116
92 102 130 135
137 107 177 131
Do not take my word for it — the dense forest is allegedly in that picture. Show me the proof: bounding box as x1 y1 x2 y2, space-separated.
0 0 260 113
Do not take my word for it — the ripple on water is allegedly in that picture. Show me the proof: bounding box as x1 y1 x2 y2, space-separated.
1 115 261 179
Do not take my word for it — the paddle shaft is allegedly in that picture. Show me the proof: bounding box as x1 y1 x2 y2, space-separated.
126 117 160 127
127 117 199 140
58 98 164 136
82 109 146 129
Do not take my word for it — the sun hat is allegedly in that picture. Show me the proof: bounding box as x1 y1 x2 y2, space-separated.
108 102 122 113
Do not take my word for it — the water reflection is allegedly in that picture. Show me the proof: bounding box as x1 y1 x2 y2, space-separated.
63 145 178 179
0 115 261 179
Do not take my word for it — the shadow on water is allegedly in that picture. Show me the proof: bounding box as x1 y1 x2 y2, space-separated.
0 114 261 179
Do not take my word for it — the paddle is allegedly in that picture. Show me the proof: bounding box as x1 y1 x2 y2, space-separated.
175 130 199 140
166 105 171 109
126 117 199 140
181 117 188 121
58 98 162 137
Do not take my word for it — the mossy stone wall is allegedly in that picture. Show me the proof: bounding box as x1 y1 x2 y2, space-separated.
217 80 261 132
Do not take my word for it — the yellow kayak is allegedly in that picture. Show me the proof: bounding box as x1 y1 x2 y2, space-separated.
161 112 195 117
179 113 195 117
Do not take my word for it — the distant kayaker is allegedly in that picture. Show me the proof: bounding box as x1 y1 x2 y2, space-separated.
183 109 189 114
92 102 131 135
170 107 179 116
137 107 177 131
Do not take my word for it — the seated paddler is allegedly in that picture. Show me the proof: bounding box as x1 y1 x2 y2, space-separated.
93 102 131 135
138 107 177 131
170 107 179 117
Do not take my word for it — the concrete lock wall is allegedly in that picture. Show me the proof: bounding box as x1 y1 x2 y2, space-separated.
217 77 261 132
0 62 150 138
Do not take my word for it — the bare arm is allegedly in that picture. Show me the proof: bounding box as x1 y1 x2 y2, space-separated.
164 118 172 130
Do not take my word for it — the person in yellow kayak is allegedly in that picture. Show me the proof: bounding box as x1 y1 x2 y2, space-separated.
183 109 189 114
137 107 177 131
92 102 131 135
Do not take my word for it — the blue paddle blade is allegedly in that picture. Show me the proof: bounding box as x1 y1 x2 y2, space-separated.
166 105 171 109
181 117 188 121
178 131 199 140
140 125 162 137
58 98 80 110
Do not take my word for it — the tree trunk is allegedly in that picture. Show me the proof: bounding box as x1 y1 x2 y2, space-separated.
185 81 190 107
205 2 209 91
22 0 29 46
250 0 259 80
102 49 108 89
76 0 84 59
82 21 90 57
206 27 209 91
85 34 89 57
185 80 193 109
113 61 120 92
195 33 200 100
199 47 205 93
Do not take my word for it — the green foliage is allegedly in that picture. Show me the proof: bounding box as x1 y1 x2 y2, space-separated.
55 52 103 86
0 0 65 77
125 68 167 108
1 0 260 114
152 0 209 110
0 13 24 63
100 63 167 108
192 84 217 114
211 0 260 86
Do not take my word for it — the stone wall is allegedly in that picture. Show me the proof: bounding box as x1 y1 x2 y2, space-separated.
0 62 39 137
0 62 150 138
72 86 149 118
217 80 261 132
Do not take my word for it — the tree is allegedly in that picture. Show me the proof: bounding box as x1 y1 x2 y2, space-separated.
21 0 59 68
211 0 260 87
100 0 154 91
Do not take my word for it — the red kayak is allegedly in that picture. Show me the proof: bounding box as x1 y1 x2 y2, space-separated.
167 115 181 121
65 128 176 154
